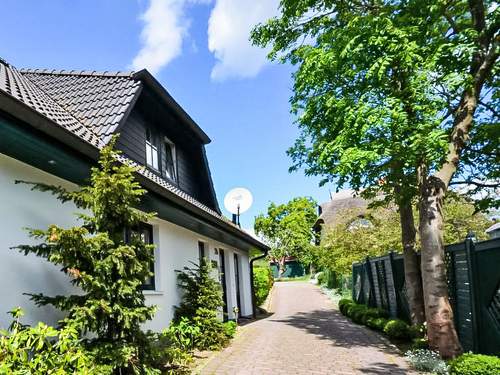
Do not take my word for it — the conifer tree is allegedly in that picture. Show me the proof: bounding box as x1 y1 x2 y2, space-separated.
13 138 157 373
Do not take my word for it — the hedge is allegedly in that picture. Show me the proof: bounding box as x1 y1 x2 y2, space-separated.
253 267 274 306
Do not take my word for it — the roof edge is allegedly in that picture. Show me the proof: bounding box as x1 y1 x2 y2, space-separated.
20 68 135 78
133 69 211 145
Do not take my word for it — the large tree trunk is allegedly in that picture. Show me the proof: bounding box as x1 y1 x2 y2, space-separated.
419 173 462 358
417 5 498 357
399 202 425 325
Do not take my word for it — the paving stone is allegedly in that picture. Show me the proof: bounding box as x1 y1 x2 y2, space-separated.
199 282 416 375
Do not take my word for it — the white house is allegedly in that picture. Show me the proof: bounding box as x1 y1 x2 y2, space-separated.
0 59 268 331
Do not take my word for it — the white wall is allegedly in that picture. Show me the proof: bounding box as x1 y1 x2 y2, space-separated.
0 153 253 331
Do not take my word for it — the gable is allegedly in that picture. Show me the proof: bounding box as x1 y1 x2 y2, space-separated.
115 91 220 212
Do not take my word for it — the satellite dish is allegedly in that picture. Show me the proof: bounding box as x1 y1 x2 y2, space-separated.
224 187 253 215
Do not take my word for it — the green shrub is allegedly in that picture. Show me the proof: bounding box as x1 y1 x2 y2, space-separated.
352 305 370 323
383 319 412 340
223 321 237 339
360 308 387 325
410 337 429 350
317 271 326 285
366 317 388 331
253 267 274 306
0 308 109 374
167 317 201 352
144 330 192 374
448 353 500 375
338 298 354 315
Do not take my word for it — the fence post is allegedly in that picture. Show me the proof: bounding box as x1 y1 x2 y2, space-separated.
365 256 374 307
388 251 399 318
465 233 480 352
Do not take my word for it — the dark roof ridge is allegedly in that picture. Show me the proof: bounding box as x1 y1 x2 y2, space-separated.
20 68 135 78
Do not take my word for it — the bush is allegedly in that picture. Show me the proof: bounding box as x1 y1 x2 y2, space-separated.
223 321 237 339
0 308 109 374
366 317 388 331
383 319 411 340
411 337 429 350
360 308 387 325
317 271 326 285
405 349 448 375
175 259 234 351
145 330 192 374
350 304 369 324
167 317 201 352
253 267 274 306
448 353 500 375
338 298 354 315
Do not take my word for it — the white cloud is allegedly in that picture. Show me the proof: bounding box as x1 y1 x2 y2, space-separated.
208 0 279 81
131 0 188 75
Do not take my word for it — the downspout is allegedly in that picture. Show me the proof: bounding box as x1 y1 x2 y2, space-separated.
250 248 269 318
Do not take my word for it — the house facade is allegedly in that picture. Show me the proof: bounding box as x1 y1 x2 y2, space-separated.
0 59 268 331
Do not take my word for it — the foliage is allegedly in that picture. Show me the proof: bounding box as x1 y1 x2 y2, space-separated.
318 207 403 275
318 198 492 276
338 298 355 315
448 353 500 375
411 337 430 350
174 259 233 350
442 195 493 243
366 318 389 332
222 321 237 339
0 308 110 374
143 330 192 375
12 138 158 373
383 319 412 340
253 267 274 306
251 0 499 211
167 318 201 352
254 197 317 275
405 349 448 375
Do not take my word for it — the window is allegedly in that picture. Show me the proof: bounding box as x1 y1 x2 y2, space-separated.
125 223 155 290
198 241 206 264
145 128 159 170
164 138 176 181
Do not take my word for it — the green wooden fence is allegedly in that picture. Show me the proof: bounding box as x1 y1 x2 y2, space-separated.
352 237 500 355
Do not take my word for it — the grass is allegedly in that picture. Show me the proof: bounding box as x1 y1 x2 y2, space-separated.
274 274 311 282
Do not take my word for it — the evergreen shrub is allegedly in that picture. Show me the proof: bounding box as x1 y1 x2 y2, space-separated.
383 319 411 340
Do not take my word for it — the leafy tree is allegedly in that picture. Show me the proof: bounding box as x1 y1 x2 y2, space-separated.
254 197 317 277
318 197 492 275
252 0 498 357
13 138 157 374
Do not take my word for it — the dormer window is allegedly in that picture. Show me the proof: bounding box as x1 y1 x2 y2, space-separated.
145 128 159 170
163 138 177 181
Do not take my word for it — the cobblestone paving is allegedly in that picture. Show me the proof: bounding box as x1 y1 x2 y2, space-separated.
199 282 415 375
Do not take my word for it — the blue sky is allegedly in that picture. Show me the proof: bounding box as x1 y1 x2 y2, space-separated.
0 0 332 231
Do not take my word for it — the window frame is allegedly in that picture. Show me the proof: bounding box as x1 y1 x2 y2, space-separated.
145 128 159 171
163 137 177 182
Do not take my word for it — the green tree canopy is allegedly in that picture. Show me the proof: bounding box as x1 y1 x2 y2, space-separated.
254 197 317 275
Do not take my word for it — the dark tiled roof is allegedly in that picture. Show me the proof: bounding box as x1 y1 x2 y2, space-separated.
21 69 141 140
0 60 252 240
0 63 101 147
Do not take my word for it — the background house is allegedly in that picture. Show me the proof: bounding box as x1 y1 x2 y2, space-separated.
0 58 268 330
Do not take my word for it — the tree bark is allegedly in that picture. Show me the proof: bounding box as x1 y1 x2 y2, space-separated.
278 257 287 278
419 171 462 358
399 202 426 325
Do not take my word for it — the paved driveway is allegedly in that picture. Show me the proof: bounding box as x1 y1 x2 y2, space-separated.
199 281 415 375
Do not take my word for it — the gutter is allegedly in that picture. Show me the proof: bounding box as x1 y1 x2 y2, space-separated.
250 248 269 318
